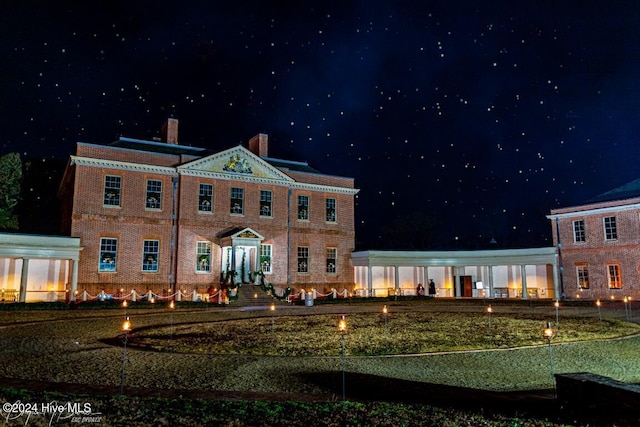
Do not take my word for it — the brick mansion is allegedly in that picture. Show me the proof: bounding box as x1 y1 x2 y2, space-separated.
0 119 639 302
55 119 358 297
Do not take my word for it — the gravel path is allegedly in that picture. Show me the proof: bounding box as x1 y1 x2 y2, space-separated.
0 301 638 404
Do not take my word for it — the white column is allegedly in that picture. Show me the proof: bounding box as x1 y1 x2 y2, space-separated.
488 265 495 299
394 265 400 292
367 265 373 295
454 266 462 298
70 259 78 302
19 258 29 303
552 260 560 300
520 264 528 300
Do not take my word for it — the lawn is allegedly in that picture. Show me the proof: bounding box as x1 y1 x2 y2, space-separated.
128 311 638 357
0 300 639 426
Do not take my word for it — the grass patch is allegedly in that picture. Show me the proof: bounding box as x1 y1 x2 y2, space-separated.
129 312 639 356
0 387 588 427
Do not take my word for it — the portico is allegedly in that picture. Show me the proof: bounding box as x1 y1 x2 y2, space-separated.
218 227 264 284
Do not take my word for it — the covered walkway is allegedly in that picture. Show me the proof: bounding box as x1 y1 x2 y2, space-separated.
351 248 559 299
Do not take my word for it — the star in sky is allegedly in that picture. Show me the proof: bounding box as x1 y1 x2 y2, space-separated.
2 1 639 249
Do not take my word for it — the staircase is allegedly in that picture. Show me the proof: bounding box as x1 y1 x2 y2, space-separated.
233 284 281 308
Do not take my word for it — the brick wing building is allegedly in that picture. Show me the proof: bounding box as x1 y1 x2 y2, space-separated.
547 178 640 300
59 119 359 297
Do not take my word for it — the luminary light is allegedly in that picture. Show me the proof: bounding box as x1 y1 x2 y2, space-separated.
122 317 131 332
543 321 554 340
338 316 347 333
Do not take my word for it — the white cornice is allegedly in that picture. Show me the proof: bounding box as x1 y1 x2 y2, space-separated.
71 155 359 195
351 248 557 267
547 203 640 220
70 156 178 175
179 168 359 194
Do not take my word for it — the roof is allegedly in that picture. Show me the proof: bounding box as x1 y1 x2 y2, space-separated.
584 177 640 204
262 157 321 174
110 137 208 156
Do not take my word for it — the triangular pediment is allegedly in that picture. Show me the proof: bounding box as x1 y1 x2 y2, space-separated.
217 227 265 244
232 227 264 240
178 145 293 181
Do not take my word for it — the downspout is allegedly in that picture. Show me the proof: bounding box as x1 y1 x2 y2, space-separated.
169 176 179 293
555 217 565 300
287 188 291 289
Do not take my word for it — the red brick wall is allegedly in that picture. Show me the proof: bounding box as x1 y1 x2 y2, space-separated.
550 203 640 299
69 145 357 295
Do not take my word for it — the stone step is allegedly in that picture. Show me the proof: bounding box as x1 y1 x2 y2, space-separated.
233 284 283 307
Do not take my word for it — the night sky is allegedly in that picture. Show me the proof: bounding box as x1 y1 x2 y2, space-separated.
2 1 639 250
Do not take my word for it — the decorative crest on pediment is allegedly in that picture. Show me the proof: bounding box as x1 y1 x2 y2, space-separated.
223 154 253 174
238 229 260 238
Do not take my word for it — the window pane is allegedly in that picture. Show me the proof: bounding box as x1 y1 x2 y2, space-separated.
604 217 617 240
142 240 159 272
326 198 336 222
103 175 121 206
573 220 585 243
576 265 589 289
607 264 621 289
298 195 309 220
326 247 337 273
297 246 309 273
231 187 244 214
196 241 211 272
260 190 272 217
146 179 162 209
260 244 272 273
99 238 117 271
198 184 213 212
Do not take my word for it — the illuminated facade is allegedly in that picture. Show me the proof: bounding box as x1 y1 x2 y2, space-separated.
547 178 640 300
351 248 559 299
59 119 359 296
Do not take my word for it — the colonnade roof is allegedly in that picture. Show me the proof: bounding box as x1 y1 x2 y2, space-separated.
351 248 557 267
0 233 82 260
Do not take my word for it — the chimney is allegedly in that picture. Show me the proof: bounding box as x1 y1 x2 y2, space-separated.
248 133 268 157
161 118 179 144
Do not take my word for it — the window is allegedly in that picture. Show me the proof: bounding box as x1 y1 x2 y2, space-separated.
576 264 589 289
198 184 213 212
298 195 309 220
260 244 272 274
99 238 118 272
326 198 336 222
607 264 621 289
146 179 162 209
573 220 585 243
260 190 272 217
230 187 244 214
103 175 122 206
196 241 211 273
142 240 159 272
297 246 309 273
326 247 337 273
604 216 617 240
